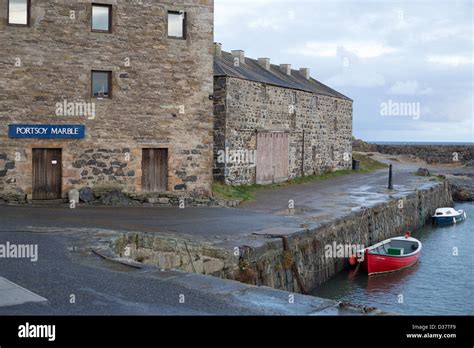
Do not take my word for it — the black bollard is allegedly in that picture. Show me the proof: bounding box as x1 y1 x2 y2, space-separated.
388 164 393 190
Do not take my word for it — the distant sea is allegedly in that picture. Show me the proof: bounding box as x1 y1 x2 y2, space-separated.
368 141 474 146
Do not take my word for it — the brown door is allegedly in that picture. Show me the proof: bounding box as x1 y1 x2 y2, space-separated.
32 149 62 200
142 148 168 192
256 132 289 184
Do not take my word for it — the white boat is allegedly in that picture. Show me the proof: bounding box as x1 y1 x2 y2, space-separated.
432 208 467 226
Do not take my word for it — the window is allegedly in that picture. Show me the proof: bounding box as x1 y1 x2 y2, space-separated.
8 0 29 26
92 4 112 32
168 11 186 39
92 71 111 98
291 91 297 104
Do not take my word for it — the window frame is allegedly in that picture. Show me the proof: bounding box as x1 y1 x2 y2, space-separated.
167 10 187 40
91 3 113 33
291 91 297 105
91 70 112 99
7 0 31 27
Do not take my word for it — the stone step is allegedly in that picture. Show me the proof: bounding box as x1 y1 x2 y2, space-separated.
30 199 67 205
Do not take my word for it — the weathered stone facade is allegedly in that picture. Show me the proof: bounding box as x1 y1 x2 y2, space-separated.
0 0 214 201
213 48 353 185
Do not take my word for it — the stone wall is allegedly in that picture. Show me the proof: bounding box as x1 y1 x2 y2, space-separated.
213 76 353 185
0 0 214 200
113 232 233 276
352 140 474 165
236 180 452 292
112 180 453 293
374 145 474 164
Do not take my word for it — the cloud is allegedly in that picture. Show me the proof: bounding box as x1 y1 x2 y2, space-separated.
247 17 281 31
427 55 474 66
296 41 397 59
388 80 434 95
215 0 474 142
325 70 386 88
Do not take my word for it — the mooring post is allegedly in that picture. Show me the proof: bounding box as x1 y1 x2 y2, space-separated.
388 164 394 190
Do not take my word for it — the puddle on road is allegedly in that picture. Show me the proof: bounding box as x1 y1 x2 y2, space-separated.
274 207 313 216
67 246 138 273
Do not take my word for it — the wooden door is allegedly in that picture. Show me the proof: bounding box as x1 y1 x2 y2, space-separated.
142 148 168 192
32 149 62 200
273 132 289 182
256 132 289 184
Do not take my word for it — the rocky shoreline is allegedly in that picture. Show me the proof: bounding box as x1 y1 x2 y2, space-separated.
353 138 473 202
446 173 474 202
353 138 474 164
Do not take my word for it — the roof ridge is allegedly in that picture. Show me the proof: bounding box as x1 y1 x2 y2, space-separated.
216 50 352 101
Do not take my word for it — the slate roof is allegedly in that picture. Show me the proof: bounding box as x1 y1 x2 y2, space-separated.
214 50 352 101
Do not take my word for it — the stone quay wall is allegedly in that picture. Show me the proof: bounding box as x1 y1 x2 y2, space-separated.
235 180 452 292
213 76 353 185
113 180 453 293
0 0 214 201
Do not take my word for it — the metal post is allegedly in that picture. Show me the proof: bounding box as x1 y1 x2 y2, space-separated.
301 130 305 177
388 164 393 190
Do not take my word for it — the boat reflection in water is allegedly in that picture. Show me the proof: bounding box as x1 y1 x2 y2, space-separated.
365 262 420 293
347 261 419 291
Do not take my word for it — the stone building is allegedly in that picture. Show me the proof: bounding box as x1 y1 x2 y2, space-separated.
0 0 214 201
213 44 353 185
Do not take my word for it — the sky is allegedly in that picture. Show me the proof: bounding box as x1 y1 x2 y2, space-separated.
214 0 474 143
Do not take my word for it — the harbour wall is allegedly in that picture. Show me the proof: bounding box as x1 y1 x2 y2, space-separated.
113 180 453 293
239 181 452 292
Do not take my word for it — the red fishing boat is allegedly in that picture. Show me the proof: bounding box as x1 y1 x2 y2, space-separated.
358 232 422 276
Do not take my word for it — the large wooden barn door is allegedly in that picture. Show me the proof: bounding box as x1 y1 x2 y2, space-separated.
142 148 168 192
32 149 62 200
256 132 289 184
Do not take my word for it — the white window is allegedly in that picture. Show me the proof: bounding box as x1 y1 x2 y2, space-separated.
8 0 29 26
92 4 112 32
168 11 186 39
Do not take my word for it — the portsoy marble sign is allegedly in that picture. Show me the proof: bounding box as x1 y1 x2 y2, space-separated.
8 124 85 139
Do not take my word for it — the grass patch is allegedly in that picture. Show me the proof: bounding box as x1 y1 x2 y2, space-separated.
429 174 445 182
213 183 261 202
353 153 389 171
413 173 445 182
